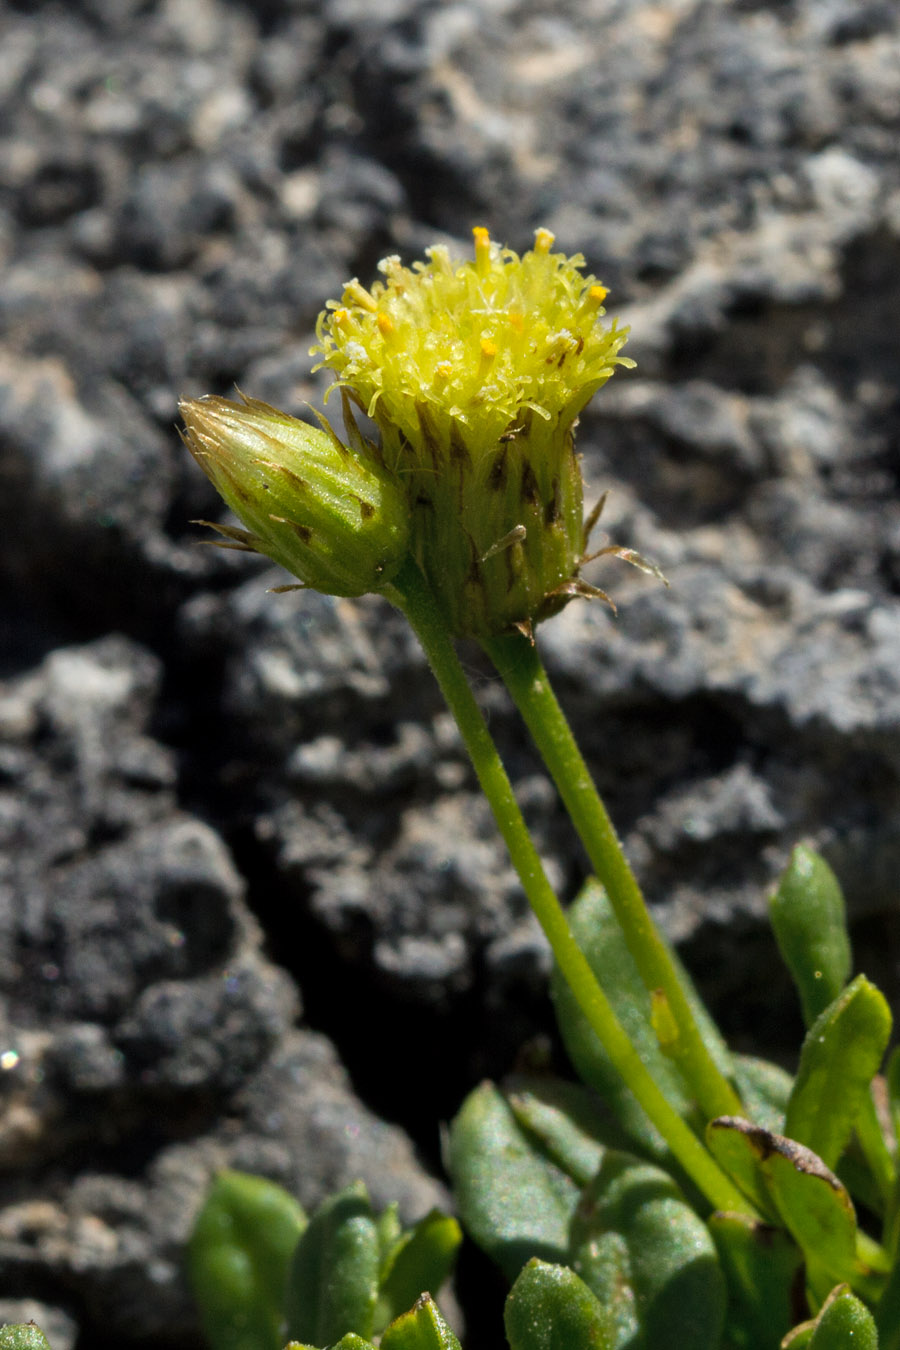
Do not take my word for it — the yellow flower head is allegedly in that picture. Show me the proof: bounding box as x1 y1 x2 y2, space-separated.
312 228 635 639
313 227 632 452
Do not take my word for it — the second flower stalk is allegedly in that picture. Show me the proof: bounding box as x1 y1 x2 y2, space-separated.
181 227 750 1213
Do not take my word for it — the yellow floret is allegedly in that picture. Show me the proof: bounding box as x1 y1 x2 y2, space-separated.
310 228 635 638
312 226 633 456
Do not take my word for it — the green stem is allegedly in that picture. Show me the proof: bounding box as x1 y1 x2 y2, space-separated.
386 558 753 1216
482 631 743 1123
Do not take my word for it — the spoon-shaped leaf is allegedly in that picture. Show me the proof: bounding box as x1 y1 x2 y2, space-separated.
785 975 891 1171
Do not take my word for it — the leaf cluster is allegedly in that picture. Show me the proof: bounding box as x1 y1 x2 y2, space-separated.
449 847 900 1348
187 1172 460 1350
8 852 896 1350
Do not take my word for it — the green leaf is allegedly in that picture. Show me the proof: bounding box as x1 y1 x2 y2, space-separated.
762 1144 885 1306
568 1150 725 1349
376 1203 404 1267
782 972 890 1171
284 1181 381 1346
551 881 732 1165
375 1211 462 1331
380 1294 461 1350
769 847 852 1028
781 1324 815 1348
0 1328 53 1350
706 1119 782 1221
320 1336 378 1350
874 1244 900 1350
708 1212 803 1350
842 1088 896 1215
782 1283 879 1350
733 1054 793 1134
785 976 891 1171
188 1169 307 1350
705 1116 879 1303
504 1259 616 1350
707 1119 861 1303
448 1081 579 1281
506 1076 612 1187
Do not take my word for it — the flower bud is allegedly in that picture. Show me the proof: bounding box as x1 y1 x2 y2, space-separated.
180 393 410 597
312 228 635 638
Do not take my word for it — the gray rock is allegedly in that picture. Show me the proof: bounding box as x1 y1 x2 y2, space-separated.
228 1028 447 1218
0 636 446 1341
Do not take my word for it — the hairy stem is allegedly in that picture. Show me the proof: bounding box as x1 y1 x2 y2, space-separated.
386 559 752 1215
481 630 743 1123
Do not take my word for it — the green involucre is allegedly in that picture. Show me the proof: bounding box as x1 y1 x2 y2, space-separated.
181 392 410 597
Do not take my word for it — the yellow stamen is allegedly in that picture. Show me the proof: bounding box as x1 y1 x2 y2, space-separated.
312 233 634 493
344 280 378 313
477 337 498 382
473 226 491 277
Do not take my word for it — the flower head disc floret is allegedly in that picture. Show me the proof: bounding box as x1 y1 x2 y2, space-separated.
315 227 631 446
313 228 635 639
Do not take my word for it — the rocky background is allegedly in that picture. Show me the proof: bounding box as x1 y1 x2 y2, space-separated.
2 0 899 1345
